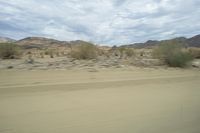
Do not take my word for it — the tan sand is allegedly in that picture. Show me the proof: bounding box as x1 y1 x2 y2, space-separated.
0 68 200 133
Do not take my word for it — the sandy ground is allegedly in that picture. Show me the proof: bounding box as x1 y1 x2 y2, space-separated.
0 68 200 133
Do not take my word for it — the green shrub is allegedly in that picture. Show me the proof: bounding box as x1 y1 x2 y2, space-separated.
0 43 22 59
70 43 97 59
153 41 193 67
165 51 193 67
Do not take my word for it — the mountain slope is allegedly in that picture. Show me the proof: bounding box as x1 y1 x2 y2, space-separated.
16 37 70 49
16 37 95 49
0 37 15 43
124 34 200 48
187 35 200 47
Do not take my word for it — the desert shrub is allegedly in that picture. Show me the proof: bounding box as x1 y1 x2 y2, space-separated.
118 47 125 53
26 55 34 64
124 48 135 57
96 47 107 56
188 48 200 59
70 43 97 59
44 49 54 58
108 47 119 57
114 47 135 58
44 50 49 55
153 41 193 67
153 41 182 59
27 51 32 54
140 50 144 57
40 52 44 58
0 43 22 59
165 52 193 67
118 47 126 58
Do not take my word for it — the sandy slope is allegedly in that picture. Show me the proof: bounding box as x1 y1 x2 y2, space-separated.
0 68 200 133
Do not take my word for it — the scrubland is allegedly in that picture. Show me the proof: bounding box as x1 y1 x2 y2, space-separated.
0 41 200 133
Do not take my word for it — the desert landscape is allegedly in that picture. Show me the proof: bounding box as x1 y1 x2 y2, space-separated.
1 0 200 132
0 35 200 70
0 34 200 133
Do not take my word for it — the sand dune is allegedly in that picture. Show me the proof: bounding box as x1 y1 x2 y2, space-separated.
0 68 200 133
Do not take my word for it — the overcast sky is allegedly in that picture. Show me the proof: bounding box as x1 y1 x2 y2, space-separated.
0 0 200 45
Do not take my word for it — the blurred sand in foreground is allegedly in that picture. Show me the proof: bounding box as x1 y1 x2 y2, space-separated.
0 68 200 133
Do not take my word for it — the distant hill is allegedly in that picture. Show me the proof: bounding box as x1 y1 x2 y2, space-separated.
123 34 200 48
16 37 71 49
15 37 95 49
187 35 200 47
0 37 15 43
1 34 200 49
69 40 94 46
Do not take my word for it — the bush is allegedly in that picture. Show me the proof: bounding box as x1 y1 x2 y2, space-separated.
153 41 193 67
189 48 200 59
112 47 135 58
44 49 54 58
0 43 22 59
26 55 34 64
118 47 126 58
165 52 193 67
124 48 135 57
70 42 97 59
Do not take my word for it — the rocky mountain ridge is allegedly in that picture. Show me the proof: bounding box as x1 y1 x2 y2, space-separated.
1 34 200 48
124 35 200 48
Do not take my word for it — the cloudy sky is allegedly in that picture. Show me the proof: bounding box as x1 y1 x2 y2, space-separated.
0 0 200 45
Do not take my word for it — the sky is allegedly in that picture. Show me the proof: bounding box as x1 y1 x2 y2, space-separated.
0 0 200 45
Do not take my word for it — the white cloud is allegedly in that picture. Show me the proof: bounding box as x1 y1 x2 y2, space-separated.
0 0 200 45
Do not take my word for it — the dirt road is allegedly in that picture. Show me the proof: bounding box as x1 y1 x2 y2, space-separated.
0 68 200 133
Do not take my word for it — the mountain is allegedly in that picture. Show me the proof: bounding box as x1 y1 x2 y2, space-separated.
123 34 200 48
16 37 70 49
16 37 97 49
187 35 200 47
123 40 160 48
2 34 200 49
0 37 15 43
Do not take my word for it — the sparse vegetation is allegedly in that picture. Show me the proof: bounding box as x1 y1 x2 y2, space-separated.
110 47 135 59
188 47 200 59
153 41 193 67
44 49 54 58
124 48 135 57
118 47 135 58
70 42 97 59
118 47 125 58
26 55 35 64
40 52 44 58
139 50 144 57
0 43 22 59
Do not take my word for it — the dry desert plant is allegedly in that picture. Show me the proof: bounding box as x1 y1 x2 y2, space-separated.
70 42 97 59
153 41 193 67
188 47 200 59
0 43 22 59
